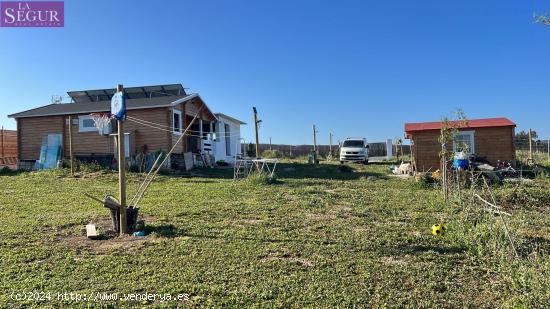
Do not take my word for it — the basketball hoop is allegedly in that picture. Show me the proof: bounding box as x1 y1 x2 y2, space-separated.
90 113 113 136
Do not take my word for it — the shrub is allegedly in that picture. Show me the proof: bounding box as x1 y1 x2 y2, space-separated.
244 173 279 185
262 149 283 158
77 161 106 173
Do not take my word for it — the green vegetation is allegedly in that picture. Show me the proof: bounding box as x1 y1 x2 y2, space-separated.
0 161 549 307
261 149 284 159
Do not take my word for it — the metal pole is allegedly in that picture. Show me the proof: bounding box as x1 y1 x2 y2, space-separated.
253 107 260 158
117 84 127 234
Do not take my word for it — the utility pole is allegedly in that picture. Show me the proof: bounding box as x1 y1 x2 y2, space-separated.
68 116 74 176
528 128 533 164
1 126 4 158
289 145 293 157
117 84 128 234
311 125 319 164
312 125 318 153
329 132 333 156
547 138 549 161
253 107 261 158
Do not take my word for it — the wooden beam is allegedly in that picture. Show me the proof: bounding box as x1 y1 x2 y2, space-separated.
183 103 188 152
16 119 21 161
1 125 4 158
116 84 127 234
68 115 74 176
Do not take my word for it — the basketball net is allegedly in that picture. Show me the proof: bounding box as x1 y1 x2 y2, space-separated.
89 113 113 135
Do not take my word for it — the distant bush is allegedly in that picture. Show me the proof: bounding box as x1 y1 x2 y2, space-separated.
77 161 107 173
244 172 279 185
262 150 283 158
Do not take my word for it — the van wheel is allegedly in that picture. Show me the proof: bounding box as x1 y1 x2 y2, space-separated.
340 161 344 164
363 160 369 165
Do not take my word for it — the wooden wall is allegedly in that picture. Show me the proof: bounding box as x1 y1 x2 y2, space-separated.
16 102 217 160
17 108 173 160
1 129 18 158
18 116 64 160
411 126 516 172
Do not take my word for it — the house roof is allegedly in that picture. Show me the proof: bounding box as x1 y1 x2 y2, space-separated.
215 113 246 125
8 93 218 122
405 117 516 133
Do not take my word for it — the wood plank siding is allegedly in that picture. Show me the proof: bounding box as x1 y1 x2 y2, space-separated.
15 98 217 160
1 129 18 158
18 116 64 160
18 108 173 160
411 126 515 172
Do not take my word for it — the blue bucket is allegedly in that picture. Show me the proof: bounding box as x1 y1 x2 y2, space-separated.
452 159 469 169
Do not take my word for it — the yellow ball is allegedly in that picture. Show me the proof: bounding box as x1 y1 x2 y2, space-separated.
432 224 446 236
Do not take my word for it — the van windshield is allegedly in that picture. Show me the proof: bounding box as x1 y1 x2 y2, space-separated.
342 140 364 147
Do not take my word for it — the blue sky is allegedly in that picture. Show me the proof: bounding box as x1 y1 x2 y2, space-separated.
1 0 549 145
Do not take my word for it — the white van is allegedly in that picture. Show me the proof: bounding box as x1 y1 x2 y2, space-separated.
339 138 369 164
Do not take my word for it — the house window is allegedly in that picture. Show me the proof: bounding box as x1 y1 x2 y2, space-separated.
173 109 182 134
225 123 231 156
454 131 475 154
79 115 98 132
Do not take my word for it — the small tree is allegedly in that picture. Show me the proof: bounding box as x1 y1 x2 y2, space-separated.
439 109 468 201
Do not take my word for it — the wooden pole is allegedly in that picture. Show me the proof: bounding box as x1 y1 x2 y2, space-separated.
253 107 260 158
117 84 128 234
329 132 333 157
68 116 74 176
528 128 533 164
313 125 317 152
1 126 4 158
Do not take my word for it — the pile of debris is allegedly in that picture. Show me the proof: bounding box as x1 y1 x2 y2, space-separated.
390 162 412 175
469 155 519 184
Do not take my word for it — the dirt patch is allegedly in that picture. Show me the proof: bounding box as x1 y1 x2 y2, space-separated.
380 255 409 266
307 204 353 221
56 214 158 254
260 248 314 268
229 218 266 228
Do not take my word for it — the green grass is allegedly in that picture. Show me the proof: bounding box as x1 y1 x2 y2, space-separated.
0 161 549 307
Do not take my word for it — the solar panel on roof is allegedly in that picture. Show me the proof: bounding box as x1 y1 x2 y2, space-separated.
67 84 187 103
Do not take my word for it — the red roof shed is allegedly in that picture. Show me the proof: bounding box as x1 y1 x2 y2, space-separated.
404 117 516 172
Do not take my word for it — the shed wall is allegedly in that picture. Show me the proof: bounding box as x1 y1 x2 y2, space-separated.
411 126 515 172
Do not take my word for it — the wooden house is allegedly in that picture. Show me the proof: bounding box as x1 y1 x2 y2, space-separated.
8 84 244 169
405 117 516 172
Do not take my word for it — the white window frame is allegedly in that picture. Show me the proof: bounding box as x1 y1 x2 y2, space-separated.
78 115 98 132
453 130 475 154
172 109 183 135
